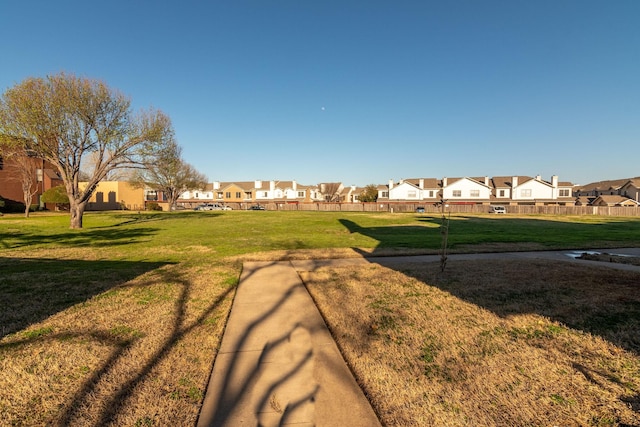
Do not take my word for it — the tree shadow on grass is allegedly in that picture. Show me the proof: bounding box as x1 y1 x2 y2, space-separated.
0 226 160 250
340 215 640 253
0 259 238 426
0 257 171 338
338 218 640 356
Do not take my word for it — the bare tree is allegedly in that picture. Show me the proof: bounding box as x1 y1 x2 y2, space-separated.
0 72 174 228
320 182 343 202
0 147 40 217
129 140 207 211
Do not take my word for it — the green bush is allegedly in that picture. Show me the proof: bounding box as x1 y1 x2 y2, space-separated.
146 202 163 211
41 185 69 204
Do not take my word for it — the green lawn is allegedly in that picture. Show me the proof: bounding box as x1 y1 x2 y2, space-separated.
2 210 639 258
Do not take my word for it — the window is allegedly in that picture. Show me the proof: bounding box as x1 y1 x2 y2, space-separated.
225 192 231 198
520 189 532 197
297 191 305 197
381 191 389 198
407 190 417 198
428 190 434 198
470 190 480 197
216 192 223 199
499 189 505 197
559 189 570 197
452 190 462 197
235 192 241 198
0 156 3 170
263 191 268 197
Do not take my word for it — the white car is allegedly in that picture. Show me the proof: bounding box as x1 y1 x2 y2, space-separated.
489 206 506 214
195 203 232 211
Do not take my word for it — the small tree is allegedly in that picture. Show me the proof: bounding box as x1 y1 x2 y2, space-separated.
41 185 70 210
129 140 207 211
320 182 342 202
0 72 175 229
358 184 379 203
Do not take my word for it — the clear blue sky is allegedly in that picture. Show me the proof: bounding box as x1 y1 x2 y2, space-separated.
1 1 638 187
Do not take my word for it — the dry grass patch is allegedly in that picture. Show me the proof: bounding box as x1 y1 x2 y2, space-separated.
0 261 236 426
302 259 640 426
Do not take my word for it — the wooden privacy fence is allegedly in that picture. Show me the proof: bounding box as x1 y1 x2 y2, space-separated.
252 202 640 217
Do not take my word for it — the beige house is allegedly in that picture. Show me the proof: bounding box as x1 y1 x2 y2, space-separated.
620 179 640 203
82 181 147 211
591 195 639 207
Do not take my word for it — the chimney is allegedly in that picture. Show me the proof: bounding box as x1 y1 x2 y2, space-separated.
292 180 297 191
552 175 558 188
254 180 262 189
388 179 394 190
419 179 424 189
512 176 518 188
270 181 275 191
213 181 220 190
535 175 541 181
443 177 448 187
484 176 489 186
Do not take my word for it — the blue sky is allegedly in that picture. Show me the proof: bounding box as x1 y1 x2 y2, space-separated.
1 1 638 187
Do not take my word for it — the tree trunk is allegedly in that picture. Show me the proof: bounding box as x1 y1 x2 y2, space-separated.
69 201 86 229
23 191 33 218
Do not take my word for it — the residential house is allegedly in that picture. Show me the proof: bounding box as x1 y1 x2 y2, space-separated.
591 195 639 207
506 175 574 206
619 179 640 204
574 178 631 197
377 184 390 201
441 177 492 203
386 178 441 202
179 183 215 206
213 181 255 206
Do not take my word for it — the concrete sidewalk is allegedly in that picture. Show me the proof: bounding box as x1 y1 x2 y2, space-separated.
197 248 640 426
197 260 381 427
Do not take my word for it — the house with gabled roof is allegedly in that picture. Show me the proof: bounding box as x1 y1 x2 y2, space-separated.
620 178 640 204
180 183 214 202
574 178 631 197
591 195 639 207
442 177 492 203
386 178 441 201
388 179 422 201
508 175 575 205
211 181 255 204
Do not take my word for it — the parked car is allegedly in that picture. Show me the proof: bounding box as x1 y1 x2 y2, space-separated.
489 206 506 214
211 204 232 211
415 206 425 213
249 205 265 210
195 203 232 211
